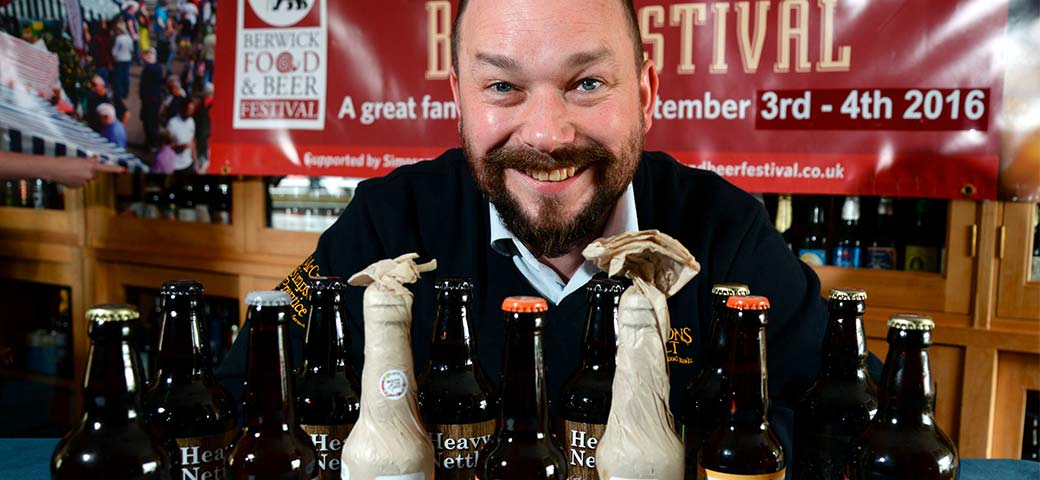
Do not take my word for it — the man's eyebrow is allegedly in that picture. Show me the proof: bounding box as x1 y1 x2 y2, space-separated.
474 52 520 71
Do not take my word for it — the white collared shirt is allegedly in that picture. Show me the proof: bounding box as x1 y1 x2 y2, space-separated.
488 183 639 305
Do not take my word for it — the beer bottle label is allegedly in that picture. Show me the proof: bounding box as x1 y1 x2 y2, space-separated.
832 246 861 268
798 249 827 266
301 423 354 479
866 246 897 270
697 467 786 480
175 430 237 479
427 420 496 479
560 420 606 480
904 245 939 272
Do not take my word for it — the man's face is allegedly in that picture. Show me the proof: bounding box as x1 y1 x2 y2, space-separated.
91 76 106 96
451 0 657 258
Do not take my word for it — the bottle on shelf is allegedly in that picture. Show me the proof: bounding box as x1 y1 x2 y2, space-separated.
556 279 624 480
226 291 318 480
792 288 878 480
1031 204 1039 282
847 314 959 480
143 183 163 220
143 280 238 480
51 305 172 480
680 283 750 477
295 276 361 480
176 181 198 223
903 200 940 273
775 194 794 251
418 278 497 480
697 296 785 480
866 197 898 270
477 296 566 480
799 200 829 266
213 182 232 225
194 181 213 223
833 196 863 268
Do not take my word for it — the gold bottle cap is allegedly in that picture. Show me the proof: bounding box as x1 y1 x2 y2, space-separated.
830 287 867 301
887 313 935 331
711 283 750 296
86 304 140 324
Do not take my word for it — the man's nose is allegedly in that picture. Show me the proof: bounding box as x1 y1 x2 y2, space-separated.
517 91 576 153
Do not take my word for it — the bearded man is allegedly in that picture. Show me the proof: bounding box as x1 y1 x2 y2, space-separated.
218 0 835 458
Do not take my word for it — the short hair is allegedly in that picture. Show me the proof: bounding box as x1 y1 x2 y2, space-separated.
451 0 643 76
97 103 116 117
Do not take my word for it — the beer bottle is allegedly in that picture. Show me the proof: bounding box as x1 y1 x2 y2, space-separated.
556 279 624 480
903 200 940 273
847 314 959 480
833 196 862 268
775 194 794 251
418 278 497 480
51 304 172 480
226 291 319 480
698 296 785 480
295 276 361 480
799 201 828 266
791 288 878 480
144 280 238 479
680 283 750 477
866 197 897 270
477 296 566 480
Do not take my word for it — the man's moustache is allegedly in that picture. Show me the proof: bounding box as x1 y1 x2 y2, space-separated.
484 144 613 172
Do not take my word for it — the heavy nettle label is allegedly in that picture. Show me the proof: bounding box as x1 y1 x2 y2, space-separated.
698 468 786 480
427 420 495 478
300 423 353 479
561 420 606 480
175 430 237 480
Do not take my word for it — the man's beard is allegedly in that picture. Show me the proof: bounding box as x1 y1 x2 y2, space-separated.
464 131 643 259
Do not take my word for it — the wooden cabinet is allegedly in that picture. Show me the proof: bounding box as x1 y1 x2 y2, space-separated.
0 175 1036 458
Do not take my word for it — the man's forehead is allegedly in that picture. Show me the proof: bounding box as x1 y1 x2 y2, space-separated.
460 0 627 49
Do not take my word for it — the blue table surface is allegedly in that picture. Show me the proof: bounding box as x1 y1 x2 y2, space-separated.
6 437 1038 479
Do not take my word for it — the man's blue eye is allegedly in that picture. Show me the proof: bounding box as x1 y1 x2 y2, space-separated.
492 82 513 93
577 79 602 92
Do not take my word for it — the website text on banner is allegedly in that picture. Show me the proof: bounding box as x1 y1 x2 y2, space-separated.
211 0 1010 200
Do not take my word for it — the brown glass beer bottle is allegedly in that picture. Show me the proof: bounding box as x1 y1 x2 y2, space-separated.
226 291 318 480
144 280 238 480
476 296 566 480
418 278 498 480
697 296 785 480
295 277 361 480
680 283 750 477
51 304 172 480
555 279 623 480
791 287 878 480
847 314 959 480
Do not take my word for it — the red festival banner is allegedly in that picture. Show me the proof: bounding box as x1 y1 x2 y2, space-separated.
211 0 1012 200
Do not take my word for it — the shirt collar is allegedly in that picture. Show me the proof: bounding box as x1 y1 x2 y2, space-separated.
488 182 639 256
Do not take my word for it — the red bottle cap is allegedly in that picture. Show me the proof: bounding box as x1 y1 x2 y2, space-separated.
726 295 770 310
501 296 548 313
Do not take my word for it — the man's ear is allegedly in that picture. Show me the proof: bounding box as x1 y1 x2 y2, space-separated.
640 58 659 135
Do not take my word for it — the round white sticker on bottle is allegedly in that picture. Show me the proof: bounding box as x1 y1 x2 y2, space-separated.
379 370 408 400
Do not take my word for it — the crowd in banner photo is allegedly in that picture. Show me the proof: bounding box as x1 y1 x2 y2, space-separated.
1 0 216 175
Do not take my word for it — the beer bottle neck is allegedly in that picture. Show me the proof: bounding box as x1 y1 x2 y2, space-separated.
154 294 214 382
300 290 351 376
702 297 733 377
819 309 870 380
579 301 617 371
243 318 295 429
499 325 551 435
722 320 769 424
428 301 478 370
83 337 146 422
878 338 935 425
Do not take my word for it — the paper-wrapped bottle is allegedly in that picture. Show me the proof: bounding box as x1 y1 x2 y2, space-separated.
583 230 700 480
341 254 437 480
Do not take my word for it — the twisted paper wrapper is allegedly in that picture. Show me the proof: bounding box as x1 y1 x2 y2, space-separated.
341 253 437 479
584 230 700 480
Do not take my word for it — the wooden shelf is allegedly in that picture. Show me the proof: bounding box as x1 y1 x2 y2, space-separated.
0 367 75 389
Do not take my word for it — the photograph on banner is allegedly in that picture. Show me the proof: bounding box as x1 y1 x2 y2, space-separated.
999 0 1040 202
0 0 215 199
212 0 1017 200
